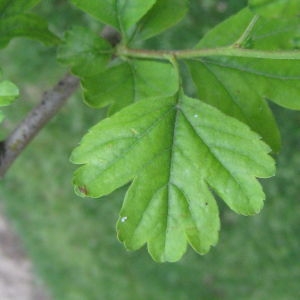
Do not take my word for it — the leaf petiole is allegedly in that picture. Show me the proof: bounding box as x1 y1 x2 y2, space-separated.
116 44 300 61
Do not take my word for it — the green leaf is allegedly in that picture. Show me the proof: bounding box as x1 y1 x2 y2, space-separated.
81 59 179 114
0 80 19 106
70 0 157 34
0 0 59 47
0 0 40 16
57 27 113 77
248 0 300 18
57 27 178 114
191 8 300 50
71 93 275 262
135 0 188 41
0 79 19 124
0 14 59 48
0 0 59 48
187 8 300 152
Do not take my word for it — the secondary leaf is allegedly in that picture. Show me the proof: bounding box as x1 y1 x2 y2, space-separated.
71 93 275 262
82 59 178 114
0 79 19 124
190 8 300 50
70 0 156 35
0 0 39 16
248 0 300 18
0 14 60 48
187 8 300 152
0 0 59 48
58 27 179 114
0 80 19 106
135 0 188 41
57 27 113 77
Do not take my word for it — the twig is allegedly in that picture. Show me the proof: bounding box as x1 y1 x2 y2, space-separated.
0 27 120 178
0 74 80 178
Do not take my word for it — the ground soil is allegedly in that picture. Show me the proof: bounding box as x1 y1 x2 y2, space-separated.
0 205 51 300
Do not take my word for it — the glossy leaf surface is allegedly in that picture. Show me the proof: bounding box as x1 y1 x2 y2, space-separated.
71 93 275 262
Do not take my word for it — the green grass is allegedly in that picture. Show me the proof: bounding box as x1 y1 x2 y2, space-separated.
1 0 300 299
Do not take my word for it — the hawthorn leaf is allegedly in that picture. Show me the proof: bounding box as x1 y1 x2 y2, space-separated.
0 0 40 16
57 27 113 77
248 0 300 18
0 80 19 124
57 27 178 114
71 94 275 262
0 0 59 47
135 0 188 41
0 80 19 106
187 8 300 152
250 16 300 50
0 14 59 48
81 59 178 114
191 8 300 50
70 0 157 35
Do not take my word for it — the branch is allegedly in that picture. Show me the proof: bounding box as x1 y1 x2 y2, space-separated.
0 74 80 178
0 26 121 178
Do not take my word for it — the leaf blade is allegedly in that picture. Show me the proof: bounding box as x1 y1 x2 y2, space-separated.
0 0 40 16
72 93 275 262
57 27 113 77
248 0 300 18
0 14 60 48
135 0 188 41
0 80 19 106
187 8 300 151
80 59 178 114
70 0 157 34
0 79 19 124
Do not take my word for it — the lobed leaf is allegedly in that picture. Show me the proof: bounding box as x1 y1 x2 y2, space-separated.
187 8 300 152
71 93 275 262
57 27 179 114
248 0 300 18
191 8 300 50
82 59 179 114
70 0 157 36
135 0 188 41
57 27 113 77
0 0 59 48
0 14 59 48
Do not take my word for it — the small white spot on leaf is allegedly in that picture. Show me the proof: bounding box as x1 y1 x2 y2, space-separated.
121 216 128 223
194 114 198 118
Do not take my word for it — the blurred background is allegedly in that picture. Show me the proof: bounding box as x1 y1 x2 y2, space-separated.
0 0 300 299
